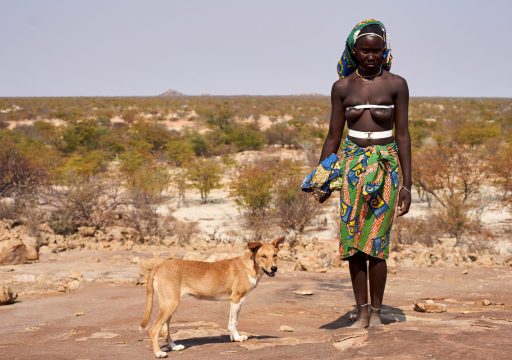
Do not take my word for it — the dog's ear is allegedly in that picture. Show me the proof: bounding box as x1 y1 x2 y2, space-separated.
247 241 263 252
271 236 285 249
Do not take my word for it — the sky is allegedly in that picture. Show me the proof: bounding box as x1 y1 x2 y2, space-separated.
1 0 511 97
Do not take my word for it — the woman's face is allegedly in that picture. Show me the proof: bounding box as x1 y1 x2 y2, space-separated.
354 35 385 71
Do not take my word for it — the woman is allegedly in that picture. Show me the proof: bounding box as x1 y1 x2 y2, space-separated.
304 19 411 328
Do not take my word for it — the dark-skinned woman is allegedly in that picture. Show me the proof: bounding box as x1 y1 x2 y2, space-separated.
302 19 411 328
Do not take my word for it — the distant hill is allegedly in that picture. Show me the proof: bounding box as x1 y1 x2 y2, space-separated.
159 89 185 97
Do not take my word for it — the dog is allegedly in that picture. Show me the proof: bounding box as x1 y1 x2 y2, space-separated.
139 236 285 358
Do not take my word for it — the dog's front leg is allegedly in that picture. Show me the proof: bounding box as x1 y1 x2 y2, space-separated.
228 296 248 342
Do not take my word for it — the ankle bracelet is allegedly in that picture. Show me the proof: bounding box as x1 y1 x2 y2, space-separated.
370 305 381 311
357 303 369 308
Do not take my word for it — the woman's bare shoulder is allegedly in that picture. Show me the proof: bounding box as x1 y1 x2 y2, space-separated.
331 75 354 96
385 71 408 88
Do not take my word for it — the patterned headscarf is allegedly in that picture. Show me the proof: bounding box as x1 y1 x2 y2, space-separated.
337 19 392 79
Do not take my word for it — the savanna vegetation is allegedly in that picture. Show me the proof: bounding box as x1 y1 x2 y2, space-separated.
1 96 510 245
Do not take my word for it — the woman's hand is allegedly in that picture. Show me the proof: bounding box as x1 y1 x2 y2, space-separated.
397 187 411 216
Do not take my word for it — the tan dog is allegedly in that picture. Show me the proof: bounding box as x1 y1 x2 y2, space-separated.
139 237 285 358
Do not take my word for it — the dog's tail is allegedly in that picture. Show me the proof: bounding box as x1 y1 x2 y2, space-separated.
139 267 157 332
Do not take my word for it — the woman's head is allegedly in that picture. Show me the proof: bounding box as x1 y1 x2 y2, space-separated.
353 24 386 72
337 19 392 78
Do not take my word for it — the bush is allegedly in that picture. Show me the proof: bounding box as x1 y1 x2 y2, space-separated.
488 144 512 201
230 160 276 214
166 137 195 166
129 121 171 152
392 216 438 247
224 124 265 151
54 150 108 184
185 131 210 157
0 134 47 198
265 122 299 147
119 140 154 177
274 176 319 233
413 144 484 243
205 105 234 131
48 176 126 234
185 158 223 203
58 120 108 153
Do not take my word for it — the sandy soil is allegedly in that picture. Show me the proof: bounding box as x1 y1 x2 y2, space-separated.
1 248 511 360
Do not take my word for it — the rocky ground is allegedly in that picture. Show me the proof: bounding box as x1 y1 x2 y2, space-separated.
1 242 512 360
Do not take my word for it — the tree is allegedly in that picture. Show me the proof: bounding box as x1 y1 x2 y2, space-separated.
0 131 48 199
230 161 275 215
166 137 195 166
487 144 512 201
185 158 223 203
413 144 484 243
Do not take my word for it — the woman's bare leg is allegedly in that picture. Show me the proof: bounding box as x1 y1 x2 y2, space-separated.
348 251 369 328
368 256 387 326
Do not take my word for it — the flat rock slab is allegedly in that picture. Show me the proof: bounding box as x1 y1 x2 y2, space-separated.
0 266 511 359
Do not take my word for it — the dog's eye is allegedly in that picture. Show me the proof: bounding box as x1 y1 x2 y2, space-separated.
262 255 267 259
273 254 277 258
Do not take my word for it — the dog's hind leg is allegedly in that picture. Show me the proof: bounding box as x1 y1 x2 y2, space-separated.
163 318 185 352
149 279 180 358
228 294 247 342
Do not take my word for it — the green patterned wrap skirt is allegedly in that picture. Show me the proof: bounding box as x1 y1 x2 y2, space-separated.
302 138 400 259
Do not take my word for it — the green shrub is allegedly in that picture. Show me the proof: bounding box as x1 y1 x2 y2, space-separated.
58 120 109 153
185 158 223 203
166 137 195 166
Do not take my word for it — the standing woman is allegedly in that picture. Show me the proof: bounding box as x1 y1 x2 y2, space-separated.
307 19 411 328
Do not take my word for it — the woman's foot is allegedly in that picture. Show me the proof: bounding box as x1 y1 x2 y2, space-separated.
369 305 383 327
350 303 370 328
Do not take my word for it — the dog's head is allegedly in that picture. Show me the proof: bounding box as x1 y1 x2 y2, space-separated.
247 236 285 277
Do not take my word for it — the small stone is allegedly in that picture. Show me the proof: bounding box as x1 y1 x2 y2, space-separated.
0 285 18 305
130 256 140 264
482 300 491 306
293 262 306 271
279 325 294 332
293 290 314 296
462 269 469 275
68 280 80 291
25 326 40 331
39 246 51 254
414 302 447 313
75 312 86 317
78 226 96 237
57 284 68 292
69 271 84 281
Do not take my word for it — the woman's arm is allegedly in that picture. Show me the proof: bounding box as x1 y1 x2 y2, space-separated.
394 77 412 216
319 81 346 162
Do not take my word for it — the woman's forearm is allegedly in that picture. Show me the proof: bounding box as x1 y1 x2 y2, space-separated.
395 133 412 188
319 135 342 163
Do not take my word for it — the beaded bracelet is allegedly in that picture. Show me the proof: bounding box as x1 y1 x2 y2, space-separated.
401 186 412 194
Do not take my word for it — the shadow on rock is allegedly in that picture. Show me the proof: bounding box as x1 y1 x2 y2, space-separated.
173 335 278 349
320 304 406 329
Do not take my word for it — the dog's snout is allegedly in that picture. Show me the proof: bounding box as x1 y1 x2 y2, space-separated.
271 266 277 272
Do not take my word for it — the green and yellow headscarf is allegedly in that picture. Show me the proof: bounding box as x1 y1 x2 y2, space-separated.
337 19 392 78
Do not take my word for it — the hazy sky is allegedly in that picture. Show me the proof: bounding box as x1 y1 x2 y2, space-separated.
1 0 511 97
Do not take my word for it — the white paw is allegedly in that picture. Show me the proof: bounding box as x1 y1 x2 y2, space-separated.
170 343 185 351
155 350 168 358
230 334 248 342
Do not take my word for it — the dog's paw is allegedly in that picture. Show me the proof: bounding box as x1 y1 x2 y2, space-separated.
170 343 185 351
230 334 248 342
155 350 168 358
